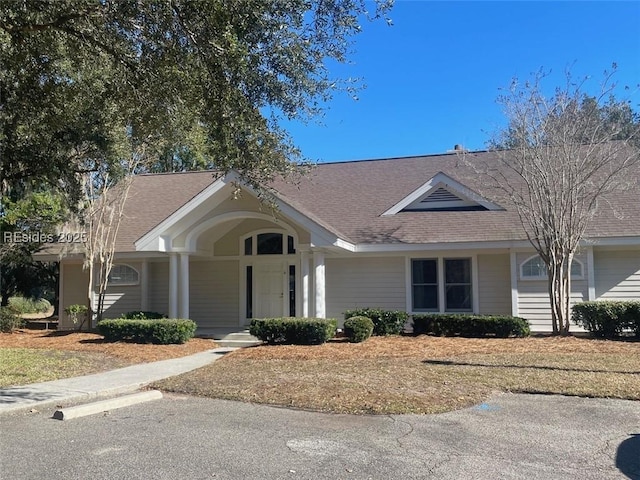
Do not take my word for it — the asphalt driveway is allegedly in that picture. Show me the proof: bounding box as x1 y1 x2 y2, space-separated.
1 392 638 479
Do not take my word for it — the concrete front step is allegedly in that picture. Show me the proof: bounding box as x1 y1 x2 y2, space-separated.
196 329 261 348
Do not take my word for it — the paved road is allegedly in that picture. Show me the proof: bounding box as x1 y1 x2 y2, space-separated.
1 392 638 479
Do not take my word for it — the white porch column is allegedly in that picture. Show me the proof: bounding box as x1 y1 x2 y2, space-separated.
301 250 310 317
586 246 596 301
140 259 149 311
169 253 179 318
179 253 190 319
510 250 519 317
313 250 325 318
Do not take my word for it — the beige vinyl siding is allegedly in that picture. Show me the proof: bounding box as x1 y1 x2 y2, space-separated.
149 261 169 316
516 252 588 332
100 287 142 319
60 262 89 330
477 254 511 315
189 260 239 328
595 249 640 300
325 257 406 322
99 262 142 319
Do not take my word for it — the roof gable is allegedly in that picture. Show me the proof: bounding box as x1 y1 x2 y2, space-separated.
381 172 503 215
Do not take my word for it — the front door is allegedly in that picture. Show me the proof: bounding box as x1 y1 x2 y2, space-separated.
254 262 285 318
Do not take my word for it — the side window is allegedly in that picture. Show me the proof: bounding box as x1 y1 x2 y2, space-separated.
108 264 139 285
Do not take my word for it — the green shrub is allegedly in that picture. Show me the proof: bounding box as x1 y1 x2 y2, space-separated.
572 301 640 338
412 314 530 338
344 308 408 336
0 306 25 333
344 316 374 343
8 297 51 314
249 317 337 345
119 311 167 320
97 318 196 344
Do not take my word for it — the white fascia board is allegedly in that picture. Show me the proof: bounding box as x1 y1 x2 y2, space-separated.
349 236 640 254
353 239 534 253
583 236 640 247
382 172 502 216
135 173 233 251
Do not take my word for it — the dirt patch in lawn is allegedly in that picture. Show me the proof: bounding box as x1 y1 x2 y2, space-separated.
154 335 640 415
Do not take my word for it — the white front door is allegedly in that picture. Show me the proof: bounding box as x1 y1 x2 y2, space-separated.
254 262 285 318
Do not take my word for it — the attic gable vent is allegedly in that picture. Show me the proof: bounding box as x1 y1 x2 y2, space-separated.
419 188 460 204
381 172 504 216
404 185 483 211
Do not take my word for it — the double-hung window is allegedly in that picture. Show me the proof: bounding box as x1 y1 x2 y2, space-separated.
412 259 438 311
411 258 472 312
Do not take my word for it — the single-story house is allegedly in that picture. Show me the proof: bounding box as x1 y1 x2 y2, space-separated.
51 148 640 333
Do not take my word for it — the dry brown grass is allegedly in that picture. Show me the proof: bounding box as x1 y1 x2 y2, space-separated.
0 329 217 363
0 329 218 387
154 335 640 415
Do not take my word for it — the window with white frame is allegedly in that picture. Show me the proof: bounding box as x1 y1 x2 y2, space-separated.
412 259 438 311
444 258 472 311
411 258 473 312
108 264 139 285
520 255 583 280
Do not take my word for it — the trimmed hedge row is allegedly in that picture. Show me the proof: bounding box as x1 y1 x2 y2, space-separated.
97 318 197 344
344 308 408 336
119 311 167 320
412 314 531 338
344 316 374 343
249 317 337 345
572 301 640 338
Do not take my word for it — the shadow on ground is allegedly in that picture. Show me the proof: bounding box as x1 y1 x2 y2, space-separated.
617 434 640 479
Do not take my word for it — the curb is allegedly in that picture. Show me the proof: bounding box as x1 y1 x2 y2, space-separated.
53 390 163 420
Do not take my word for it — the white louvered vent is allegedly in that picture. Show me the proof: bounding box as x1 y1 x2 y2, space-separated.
419 187 461 204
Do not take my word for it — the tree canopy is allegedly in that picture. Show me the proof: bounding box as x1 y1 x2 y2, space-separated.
1 0 392 201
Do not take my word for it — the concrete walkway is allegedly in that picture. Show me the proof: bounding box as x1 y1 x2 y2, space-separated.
0 347 235 415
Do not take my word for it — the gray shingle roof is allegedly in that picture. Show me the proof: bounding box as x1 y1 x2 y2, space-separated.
113 149 640 252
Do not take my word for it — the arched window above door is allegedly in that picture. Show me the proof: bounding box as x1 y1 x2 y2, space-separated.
243 232 296 256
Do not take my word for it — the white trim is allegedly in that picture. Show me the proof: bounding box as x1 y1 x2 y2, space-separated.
313 250 326 318
437 258 445 313
382 172 503 216
471 255 479 313
169 253 178 318
179 253 189 319
301 250 310 317
141 260 149 311
407 255 477 315
510 250 518 317
404 256 412 314
587 246 596 301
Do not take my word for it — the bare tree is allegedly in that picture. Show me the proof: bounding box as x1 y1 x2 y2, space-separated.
80 147 149 327
478 67 640 335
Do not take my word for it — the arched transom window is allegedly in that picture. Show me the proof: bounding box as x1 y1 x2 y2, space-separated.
243 232 296 256
108 264 139 285
520 255 583 280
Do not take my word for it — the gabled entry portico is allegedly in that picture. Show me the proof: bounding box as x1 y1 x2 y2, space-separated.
133 172 343 329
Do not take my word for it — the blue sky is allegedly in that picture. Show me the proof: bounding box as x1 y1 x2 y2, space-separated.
281 1 640 163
